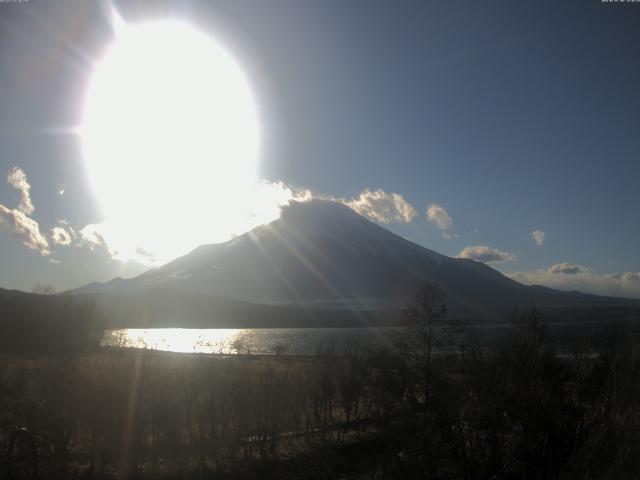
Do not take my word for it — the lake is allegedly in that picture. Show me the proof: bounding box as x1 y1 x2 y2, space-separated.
101 320 638 356
101 327 408 356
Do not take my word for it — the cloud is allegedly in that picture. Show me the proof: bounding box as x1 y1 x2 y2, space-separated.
0 204 50 255
50 226 73 246
531 230 545 247
7 167 34 215
458 245 516 264
547 262 589 275
77 224 109 252
136 245 155 258
343 189 417 224
508 266 640 299
0 167 49 255
606 272 640 283
427 203 453 230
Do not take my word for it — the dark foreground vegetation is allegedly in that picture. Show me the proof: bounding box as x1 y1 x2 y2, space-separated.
2 286 640 479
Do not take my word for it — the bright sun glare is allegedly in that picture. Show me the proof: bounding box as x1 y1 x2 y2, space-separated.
82 20 262 264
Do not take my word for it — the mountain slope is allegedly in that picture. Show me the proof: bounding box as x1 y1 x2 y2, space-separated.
74 200 633 321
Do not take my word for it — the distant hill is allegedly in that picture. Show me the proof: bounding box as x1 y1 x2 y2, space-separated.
0 288 103 352
72 200 638 326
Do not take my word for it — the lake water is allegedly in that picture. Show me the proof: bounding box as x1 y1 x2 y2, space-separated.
101 320 638 356
101 327 407 356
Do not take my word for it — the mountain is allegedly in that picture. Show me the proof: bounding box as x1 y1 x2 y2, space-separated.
73 200 636 324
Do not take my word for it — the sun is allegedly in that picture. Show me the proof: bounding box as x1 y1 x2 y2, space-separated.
82 20 260 263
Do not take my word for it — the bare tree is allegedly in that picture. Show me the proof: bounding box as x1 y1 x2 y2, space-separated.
404 282 447 407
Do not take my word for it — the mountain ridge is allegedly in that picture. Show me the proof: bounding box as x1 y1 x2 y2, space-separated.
72 200 636 323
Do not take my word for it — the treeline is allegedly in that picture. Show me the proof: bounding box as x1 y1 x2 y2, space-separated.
2 286 640 478
0 292 103 352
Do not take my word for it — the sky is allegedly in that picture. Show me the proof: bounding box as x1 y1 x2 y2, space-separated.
1 0 639 298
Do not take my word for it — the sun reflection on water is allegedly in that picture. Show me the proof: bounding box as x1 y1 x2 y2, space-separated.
102 327 407 356
105 328 242 354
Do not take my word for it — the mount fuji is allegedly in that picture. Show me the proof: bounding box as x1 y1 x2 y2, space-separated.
73 200 635 327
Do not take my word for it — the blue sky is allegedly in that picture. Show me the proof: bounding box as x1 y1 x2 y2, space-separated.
1 0 639 297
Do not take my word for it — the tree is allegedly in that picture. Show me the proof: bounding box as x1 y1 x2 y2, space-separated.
404 282 447 406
